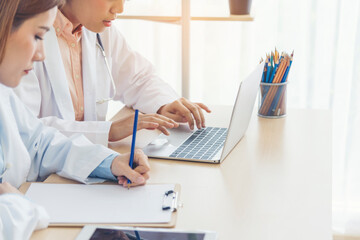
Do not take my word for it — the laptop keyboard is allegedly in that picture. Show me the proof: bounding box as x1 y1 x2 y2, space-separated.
169 127 228 160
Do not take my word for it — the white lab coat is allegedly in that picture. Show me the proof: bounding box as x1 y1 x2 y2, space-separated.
0 194 49 240
0 84 116 239
14 25 179 146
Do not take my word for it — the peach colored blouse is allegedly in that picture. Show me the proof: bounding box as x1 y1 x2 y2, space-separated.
53 11 84 121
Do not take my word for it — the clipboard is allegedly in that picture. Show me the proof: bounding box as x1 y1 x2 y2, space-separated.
20 174 180 228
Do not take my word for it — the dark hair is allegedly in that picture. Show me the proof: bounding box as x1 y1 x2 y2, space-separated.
13 0 64 29
0 0 64 62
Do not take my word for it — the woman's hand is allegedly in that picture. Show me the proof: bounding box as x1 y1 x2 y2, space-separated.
111 149 150 187
157 98 211 130
108 112 179 142
0 182 22 195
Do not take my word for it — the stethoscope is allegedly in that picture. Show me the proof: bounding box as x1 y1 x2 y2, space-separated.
96 33 117 104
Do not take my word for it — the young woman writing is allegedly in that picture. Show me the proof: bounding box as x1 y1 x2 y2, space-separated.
0 0 150 238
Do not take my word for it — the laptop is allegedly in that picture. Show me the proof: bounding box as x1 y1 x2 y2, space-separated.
143 62 264 163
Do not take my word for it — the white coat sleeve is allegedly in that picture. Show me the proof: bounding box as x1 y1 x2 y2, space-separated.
103 28 180 114
13 71 112 147
8 92 116 184
0 193 49 240
40 116 111 147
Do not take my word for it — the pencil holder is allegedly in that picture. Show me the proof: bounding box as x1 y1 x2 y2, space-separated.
258 82 287 118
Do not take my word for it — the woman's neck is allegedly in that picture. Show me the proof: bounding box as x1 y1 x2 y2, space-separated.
60 5 81 32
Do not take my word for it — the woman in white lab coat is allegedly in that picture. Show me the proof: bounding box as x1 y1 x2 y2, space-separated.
0 0 150 238
14 0 211 146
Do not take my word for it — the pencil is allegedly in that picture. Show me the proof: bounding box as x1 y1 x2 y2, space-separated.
269 58 279 83
128 109 139 189
274 86 286 115
261 61 267 83
134 230 141 240
266 57 290 114
281 51 293 83
265 60 271 83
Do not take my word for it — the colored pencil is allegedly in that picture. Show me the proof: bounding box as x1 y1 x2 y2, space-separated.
127 109 139 189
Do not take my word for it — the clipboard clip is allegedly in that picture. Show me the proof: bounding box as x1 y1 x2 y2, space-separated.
162 190 178 212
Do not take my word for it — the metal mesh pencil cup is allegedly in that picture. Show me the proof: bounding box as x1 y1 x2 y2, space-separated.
258 82 287 118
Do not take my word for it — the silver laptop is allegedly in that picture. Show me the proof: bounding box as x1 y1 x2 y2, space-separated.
143 62 264 163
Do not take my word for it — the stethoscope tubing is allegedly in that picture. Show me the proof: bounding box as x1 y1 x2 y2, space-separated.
96 33 117 104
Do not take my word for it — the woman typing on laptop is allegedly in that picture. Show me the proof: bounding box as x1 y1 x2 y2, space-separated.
14 0 211 146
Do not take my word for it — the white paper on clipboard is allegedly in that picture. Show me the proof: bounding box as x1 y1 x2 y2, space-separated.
25 183 176 224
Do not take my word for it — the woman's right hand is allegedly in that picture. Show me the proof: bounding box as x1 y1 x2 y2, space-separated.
108 112 179 142
0 182 22 195
111 149 150 188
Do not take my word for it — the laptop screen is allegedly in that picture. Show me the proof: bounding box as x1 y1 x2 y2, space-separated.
220 62 264 161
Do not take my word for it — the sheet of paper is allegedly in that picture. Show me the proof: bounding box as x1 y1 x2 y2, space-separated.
25 183 175 224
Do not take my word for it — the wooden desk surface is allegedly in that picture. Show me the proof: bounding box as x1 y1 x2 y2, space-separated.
29 107 332 240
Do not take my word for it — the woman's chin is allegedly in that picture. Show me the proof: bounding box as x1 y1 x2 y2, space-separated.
85 24 106 33
10 76 22 88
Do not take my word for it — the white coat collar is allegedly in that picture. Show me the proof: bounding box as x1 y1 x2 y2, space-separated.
81 29 98 120
43 27 75 120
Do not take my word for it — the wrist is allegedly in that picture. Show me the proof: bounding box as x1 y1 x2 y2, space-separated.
110 156 117 175
157 105 166 114
109 156 119 181
108 122 116 141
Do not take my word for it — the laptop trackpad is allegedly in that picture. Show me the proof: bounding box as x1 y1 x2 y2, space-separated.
143 124 194 157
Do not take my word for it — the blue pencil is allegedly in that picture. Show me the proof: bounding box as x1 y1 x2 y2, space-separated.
269 61 278 83
265 62 271 83
261 65 266 82
281 59 293 83
134 230 141 240
127 109 139 189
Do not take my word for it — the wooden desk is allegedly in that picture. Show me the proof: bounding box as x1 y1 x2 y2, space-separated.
29 107 332 240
